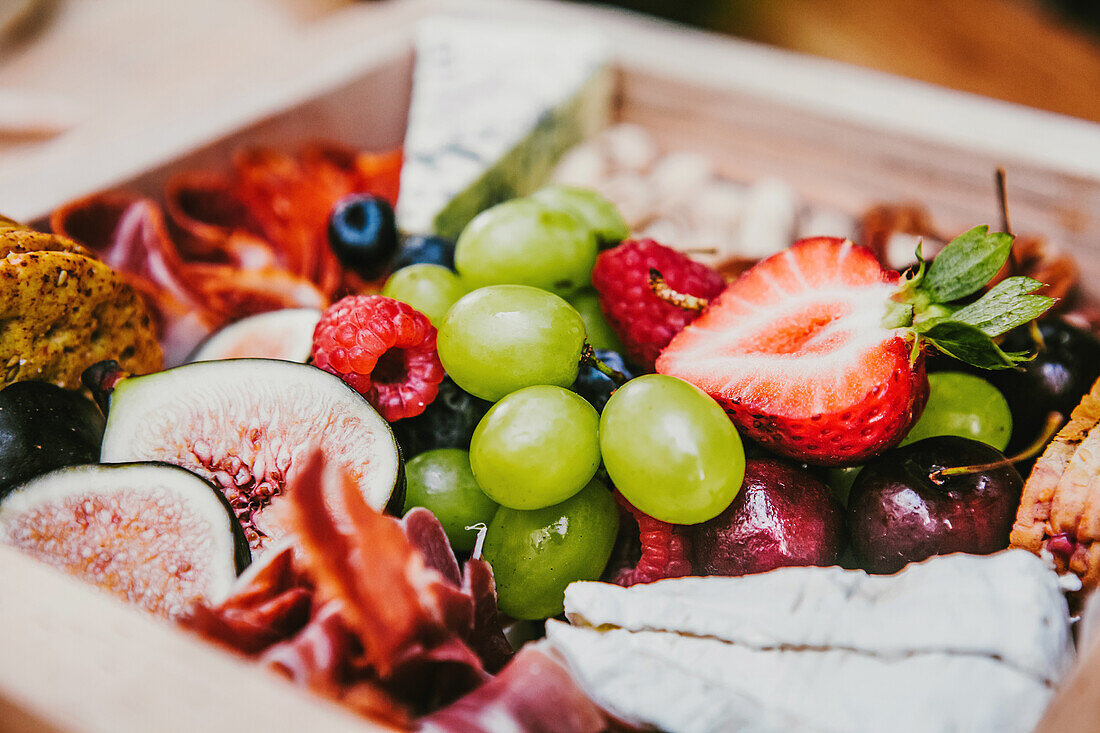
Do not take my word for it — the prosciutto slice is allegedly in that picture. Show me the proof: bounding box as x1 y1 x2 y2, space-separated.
182 453 517 725
420 645 611 733
50 143 403 364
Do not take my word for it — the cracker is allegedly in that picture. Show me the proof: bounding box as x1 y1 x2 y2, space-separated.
1011 376 1100 593
0 229 96 260
0 250 162 389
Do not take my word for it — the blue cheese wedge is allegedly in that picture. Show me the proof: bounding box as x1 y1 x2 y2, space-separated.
396 17 612 240
548 551 1072 733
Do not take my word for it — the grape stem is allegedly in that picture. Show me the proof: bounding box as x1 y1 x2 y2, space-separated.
581 343 629 386
928 411 1063 484
647 268 709 312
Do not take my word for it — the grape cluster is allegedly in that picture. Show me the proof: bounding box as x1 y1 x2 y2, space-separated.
378 186 753 618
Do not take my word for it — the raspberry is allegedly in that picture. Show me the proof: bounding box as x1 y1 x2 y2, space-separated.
612 491 692 587
311 295 444 422
591 239 725 370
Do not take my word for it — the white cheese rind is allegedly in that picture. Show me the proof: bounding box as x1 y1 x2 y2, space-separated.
565 550 1073 684
397 16 612 239
547 623 1054 733
549 552 1073 733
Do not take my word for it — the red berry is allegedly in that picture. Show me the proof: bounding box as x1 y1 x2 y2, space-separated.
312 295 444 422
612 491 692 587
657 237 928 465
591 239 725 371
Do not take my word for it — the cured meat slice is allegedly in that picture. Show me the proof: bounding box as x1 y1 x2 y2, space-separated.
420 645 609 733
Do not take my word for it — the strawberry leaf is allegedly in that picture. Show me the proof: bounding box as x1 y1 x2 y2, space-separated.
922 226 1014 303
919 321 1031 369
949 276 1056 337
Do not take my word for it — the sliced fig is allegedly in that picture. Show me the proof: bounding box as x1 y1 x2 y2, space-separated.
99 359 403 552
187 307 321 363
0 462 248 618
0 381 106 498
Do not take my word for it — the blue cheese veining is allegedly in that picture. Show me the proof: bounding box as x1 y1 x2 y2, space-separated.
396 17 612 240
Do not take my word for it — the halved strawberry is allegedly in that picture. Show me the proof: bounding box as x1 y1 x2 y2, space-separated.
656 230 1055 465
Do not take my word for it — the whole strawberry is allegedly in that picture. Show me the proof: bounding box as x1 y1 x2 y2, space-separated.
592 239 725 370
657 229 1054 465
312 295 444 422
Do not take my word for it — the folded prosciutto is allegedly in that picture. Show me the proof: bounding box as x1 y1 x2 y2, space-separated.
50 144 402 363
182 453 609 732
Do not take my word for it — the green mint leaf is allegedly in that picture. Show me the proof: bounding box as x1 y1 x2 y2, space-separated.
920 320 1029 370
922 225 1014 303
949 276 1056 337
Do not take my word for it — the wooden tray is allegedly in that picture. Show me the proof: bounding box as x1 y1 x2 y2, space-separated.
2 1 1100 730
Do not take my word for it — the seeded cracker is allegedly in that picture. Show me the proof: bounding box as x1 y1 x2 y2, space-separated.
0 228 96 260
0 249 162 389
1011 376 1100 592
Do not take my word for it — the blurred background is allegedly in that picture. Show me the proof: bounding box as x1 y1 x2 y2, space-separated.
2 0 1098 122
571 0 1100 122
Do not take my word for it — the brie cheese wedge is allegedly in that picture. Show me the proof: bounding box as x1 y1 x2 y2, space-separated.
548 551 1072 733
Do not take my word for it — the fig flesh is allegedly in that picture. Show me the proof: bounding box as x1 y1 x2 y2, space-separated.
0 462 248 618
0 381 105 497
187 308 321 363
99 359 403 552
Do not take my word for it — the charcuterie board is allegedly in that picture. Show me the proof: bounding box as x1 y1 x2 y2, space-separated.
2 1 1099 731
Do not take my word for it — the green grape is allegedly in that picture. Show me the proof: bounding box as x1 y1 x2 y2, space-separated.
483 478 619 619
454 199 598 297
471 385 600 510
381 264 467 327
567 289 625 353
530 185 629 248
402 448 498 552
437 285 586 402
600 374 744 524
901 372 1012 451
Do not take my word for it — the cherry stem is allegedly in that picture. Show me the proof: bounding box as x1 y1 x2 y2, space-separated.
996 167 1023 277
581 343 629 386
995 168 1044 350
928 410 1063 484
996 167 1014 238
648 268 709 312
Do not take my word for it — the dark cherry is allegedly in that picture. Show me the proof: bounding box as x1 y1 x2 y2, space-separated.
390 377 492 459
688 458 846 576
391 234 456 271
327 194 398 280
930 319 1100 454
571 349 634 413
994 320 1100 452
847 436 1022 574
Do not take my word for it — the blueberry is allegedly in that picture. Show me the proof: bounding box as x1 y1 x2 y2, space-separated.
572 349 635 413
392 234 456 271
391 377 492 459
328 194 398 279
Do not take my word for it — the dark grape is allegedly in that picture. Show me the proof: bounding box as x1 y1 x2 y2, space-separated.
391 377 492 459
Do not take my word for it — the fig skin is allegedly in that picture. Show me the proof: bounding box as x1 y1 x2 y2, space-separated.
688 458 846 576
847 436 1022 575
0 381 105 498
